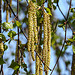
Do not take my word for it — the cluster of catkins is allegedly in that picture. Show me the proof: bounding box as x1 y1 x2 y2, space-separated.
3 0 12 22
28 1 51 75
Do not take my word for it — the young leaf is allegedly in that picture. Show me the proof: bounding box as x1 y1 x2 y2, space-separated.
0 33 6 42
72 45 75 53
2 22 13 30
58 24 64 27
0 58 5 65
9 60 20 70
8 30 16 40
16 21 21 28
44 7 52 16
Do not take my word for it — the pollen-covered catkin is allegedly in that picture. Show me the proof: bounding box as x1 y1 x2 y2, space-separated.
31 23 35 61
0 40 4 58
28 1 33 52
10 0 12 17
3 0 6 12
6 4 9 22
28 1 36 60
43 12 48 71
47 13 51 74
36 45 39 75
39 54 43 75
33 10 38 44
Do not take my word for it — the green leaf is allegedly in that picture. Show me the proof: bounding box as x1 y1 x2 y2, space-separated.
9 60 20 70
72 20 75 25
53 5 56 10
58 24 64 27
8 31 16 40
67 38 74 42
73 35 75 40
72 45 75 53
44 7 52 16
16 21 21 28
72 13 75 19
2 22 13 30
48 0 51 5
0 58 5 65
54 0 59 3
3 44 8 50
0 33 6 42
70 8 75 12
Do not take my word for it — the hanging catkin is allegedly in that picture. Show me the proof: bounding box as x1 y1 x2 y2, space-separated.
46 13 51 74
28 1 37 60
36 45 39 75
3 0 6 12
15 40 20 64
43 12 48 71
6 4 9 22
33 9 38 44
39 51 43 75
31 21 35 61
10 0 12 17
28 1 33 52
39 24 43 75
0 40 4 58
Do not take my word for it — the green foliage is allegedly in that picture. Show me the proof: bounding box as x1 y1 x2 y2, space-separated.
16 21 21 28
2 22 13 30
44 7 52 16
8 30 16 40
0 58 5 65
3 44 8 50
9 60 20 70
72 45 75 53
0 33 6 42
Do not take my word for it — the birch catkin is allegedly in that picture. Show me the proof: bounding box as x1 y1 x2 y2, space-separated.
10 0 12 17
28 1 37 60
43 12 48 71
47 13 51 74
0 40 4 58
31 22 35 61
28 1 33 52
33 11 38 44
36 45 39 75
6 4 9 22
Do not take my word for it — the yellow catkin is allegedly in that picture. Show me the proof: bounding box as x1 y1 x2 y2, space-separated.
10 0 12 17
33 9 38 44
43 12 48 71
6 4 9 22
0 40 4 58
36 45 39 75
46 13 51 74
15 41 20 64
3 0 6 12
39 55 43 75
28 1 33 52
71 53 75 75
31 24 35 61
39 25 43 75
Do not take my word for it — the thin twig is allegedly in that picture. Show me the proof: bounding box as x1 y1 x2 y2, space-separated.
5 0 28 40
5 0 16 17
17 0 19 74
57 0 67 20
50 0 72 74
57 0 73 32
35 50 52 71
